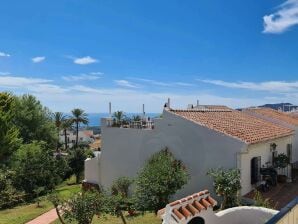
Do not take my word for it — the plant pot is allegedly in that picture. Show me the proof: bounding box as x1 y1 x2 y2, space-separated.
277 175 287 183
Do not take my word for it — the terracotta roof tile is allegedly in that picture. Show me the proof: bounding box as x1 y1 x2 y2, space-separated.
246 107 298 126
168 107 294 144
157 190 217 221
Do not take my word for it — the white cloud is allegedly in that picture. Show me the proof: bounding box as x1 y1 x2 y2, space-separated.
130 78 194 87
114 80 139 88
0 75 67 94
200 79 298 92
32 56 46 63
263 0 298 34
0 72 10 76
73 56 98 65
0 75 51 87
62 73 103 81
0 52 10 57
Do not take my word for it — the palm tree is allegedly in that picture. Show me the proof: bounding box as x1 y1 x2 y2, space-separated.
53 112 66 152
61 118 72 150
113 111 125 126
70 108 88 148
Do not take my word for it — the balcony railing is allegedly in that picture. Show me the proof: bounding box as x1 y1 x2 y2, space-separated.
103 118 154 129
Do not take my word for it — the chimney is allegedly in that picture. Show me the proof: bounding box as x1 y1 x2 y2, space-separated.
197 100 199 107
168 98 171 108
142 104 145 116
109 102 112 117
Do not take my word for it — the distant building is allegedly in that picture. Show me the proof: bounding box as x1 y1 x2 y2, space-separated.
60 129 94 148
84 104 294 198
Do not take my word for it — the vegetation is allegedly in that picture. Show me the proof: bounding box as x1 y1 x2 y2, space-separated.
111 177 134 224
53 112 67 151
12 141 64 197
68 148 89 184
253 190 275 209
134 148 189 214
0 183 80 224
51 212 160 224
70 108 89 148
274 153 289 168
0 92 21 164
207 168 241 209
14 94 57 148
51 190 109 224
0 91 93 210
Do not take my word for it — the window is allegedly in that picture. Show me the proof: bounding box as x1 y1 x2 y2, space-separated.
188 217 205 224
251 157 261 184
287 144 292 163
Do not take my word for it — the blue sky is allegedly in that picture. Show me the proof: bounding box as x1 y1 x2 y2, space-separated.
1 0 298 112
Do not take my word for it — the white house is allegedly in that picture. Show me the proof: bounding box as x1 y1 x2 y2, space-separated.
84 105 294 198
242 107 298 164
60 129 94 148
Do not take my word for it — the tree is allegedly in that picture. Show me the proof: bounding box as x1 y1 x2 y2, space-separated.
132 115 141 122
0 169 25 209
70 108 88 148
207 168 241 209
134 148 189 214
12 141 61 197
51 190 109 224
61 118 73 150
0 92 21 163
14 94 57 148
111 177 134 224
113 111 125 126
68 148 88 184
53 112 67 152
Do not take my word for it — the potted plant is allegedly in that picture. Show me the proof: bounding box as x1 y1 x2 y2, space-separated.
274 153 289 183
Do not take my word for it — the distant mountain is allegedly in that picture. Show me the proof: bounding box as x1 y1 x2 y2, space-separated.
259 103 298 112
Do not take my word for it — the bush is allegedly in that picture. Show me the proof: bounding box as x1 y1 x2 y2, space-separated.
12 141 61 197
134 148 189 213
51 190 109 224
0 170 25 209
274 153 289 168
207 168 241 209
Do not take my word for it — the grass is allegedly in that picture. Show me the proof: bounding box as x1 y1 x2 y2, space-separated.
51 212 160 224
0 181 81 224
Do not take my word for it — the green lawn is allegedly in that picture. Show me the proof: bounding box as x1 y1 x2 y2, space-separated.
0 183 81 224
51 212 160 224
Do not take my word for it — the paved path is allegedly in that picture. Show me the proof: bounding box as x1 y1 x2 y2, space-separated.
26 208 58 224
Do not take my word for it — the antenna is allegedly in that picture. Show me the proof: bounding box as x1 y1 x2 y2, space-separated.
109 102 112 117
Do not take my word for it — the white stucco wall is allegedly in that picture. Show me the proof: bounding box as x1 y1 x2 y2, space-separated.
97 110 247 199
84 152 101 184
215 206 278 224
240 136 293 195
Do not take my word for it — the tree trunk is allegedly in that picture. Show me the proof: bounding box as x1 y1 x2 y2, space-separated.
64 129 68 150
57 129 60 152
118 210 127 224
76 122 79 148
55 206 66 224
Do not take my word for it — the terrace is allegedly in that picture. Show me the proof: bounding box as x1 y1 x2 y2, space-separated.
101 117 155 130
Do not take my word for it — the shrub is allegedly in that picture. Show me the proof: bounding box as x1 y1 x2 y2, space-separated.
134 148 189 214
207 168 241 209
0 170 25 209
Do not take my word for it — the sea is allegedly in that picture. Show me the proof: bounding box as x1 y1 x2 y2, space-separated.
87 113 160 127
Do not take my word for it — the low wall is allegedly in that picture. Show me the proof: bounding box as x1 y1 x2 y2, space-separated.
216 206 278 224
